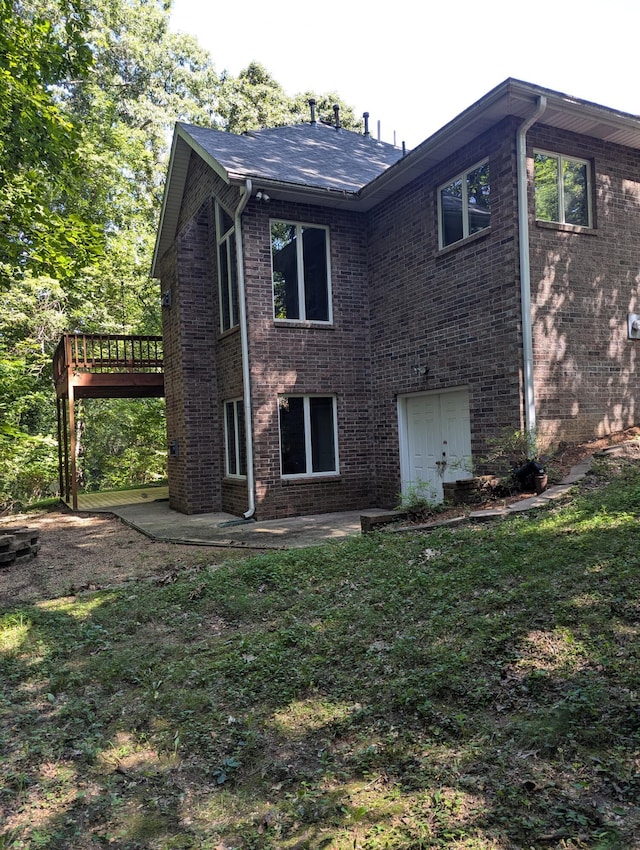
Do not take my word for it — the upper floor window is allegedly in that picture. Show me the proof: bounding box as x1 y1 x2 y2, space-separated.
271 221 332 322
438 160 491 248
216 203 239 332
278 395 338 477
224 398 246 478
534 151 592 227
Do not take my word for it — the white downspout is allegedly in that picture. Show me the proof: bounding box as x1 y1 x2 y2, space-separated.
234 179 255 518
517 95 547 435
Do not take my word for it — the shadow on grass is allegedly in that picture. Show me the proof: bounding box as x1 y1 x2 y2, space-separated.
1 461 638 848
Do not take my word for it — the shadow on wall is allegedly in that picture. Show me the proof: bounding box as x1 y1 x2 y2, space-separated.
530 172 639 447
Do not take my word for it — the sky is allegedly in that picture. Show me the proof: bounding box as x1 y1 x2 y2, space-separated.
169 0 640 150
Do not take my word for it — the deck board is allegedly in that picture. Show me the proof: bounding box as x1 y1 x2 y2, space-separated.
67 486 170 512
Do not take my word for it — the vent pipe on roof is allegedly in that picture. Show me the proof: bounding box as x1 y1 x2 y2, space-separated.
309 98 317 125
333 104 340 130
363 112 370 138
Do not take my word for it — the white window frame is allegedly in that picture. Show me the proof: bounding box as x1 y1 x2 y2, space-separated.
278 394 339 478
438 158 491 249
533 149 592 227
216 202 239 333
270 220 333 324
224 398 246 479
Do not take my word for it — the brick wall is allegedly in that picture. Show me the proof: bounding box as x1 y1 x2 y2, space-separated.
160 118 639 519
528 124 640 446
158 153 246 514
241 199 375 518
367 119 524 507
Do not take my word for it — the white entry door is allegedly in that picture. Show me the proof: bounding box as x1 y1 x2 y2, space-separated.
400 389 472 503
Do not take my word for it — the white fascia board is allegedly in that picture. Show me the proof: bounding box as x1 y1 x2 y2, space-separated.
151 125 232 278
230 175 362 209
175 124 231 184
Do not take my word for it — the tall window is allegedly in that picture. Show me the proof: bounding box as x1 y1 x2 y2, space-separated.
224 399 246 478
439 160 491 248
216 203 239 332
279 395 338 477
534 151 591 227
271 221 331 322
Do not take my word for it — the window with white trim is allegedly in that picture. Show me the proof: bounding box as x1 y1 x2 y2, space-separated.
224 399 246 478
534 151 591 227
271 221 332 322
216 203 239 332
438 160 491 248
278 395 338 477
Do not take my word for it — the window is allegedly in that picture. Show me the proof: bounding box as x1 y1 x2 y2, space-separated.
534 151 591 227
439 160 491 248
216 203 239 332
271 221 331 322
279 395 338 477
224 399 246 478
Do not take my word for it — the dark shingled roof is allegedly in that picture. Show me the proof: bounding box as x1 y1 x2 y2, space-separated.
179 121 405 193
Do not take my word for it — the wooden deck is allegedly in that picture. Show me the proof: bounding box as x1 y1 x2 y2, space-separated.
53 333 164 400
54 333 165 510
67 485 169 512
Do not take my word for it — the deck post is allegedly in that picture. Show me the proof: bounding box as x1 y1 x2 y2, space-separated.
62 397 70 501
56 397 64 501
68 383 78 511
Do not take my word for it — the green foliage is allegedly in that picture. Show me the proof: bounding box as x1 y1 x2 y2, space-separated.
58 0 222 335
0 277 64 505
0 0 102 287
0 430 58 509
480 426 539 476
292 90 362 131
79 397 166 491
218 62 362 134
396 478 438 513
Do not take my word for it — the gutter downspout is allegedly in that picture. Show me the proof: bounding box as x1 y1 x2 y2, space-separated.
234 179 255 518
517 95 547 436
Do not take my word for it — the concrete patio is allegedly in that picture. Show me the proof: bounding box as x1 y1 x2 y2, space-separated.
64 453 602 550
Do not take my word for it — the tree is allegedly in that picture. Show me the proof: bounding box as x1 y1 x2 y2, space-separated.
218 62 362 134
0 0 221 504
0 0 103 288
58 0 221 334
0 276 67 508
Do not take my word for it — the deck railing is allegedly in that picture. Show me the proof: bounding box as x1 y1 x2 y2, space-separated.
53 333 163 383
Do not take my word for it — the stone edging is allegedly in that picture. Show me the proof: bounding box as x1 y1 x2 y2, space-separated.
361 455 598 534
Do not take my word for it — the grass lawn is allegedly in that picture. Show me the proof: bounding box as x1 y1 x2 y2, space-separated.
1 457 638 849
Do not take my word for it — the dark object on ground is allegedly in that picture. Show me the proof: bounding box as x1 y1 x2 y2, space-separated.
514 460 546 492
0 526 40 566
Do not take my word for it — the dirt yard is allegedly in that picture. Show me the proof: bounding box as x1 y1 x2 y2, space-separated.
1 427 638 606
0 509 255 605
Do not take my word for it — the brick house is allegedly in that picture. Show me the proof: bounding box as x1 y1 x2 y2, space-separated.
152 78 640 519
